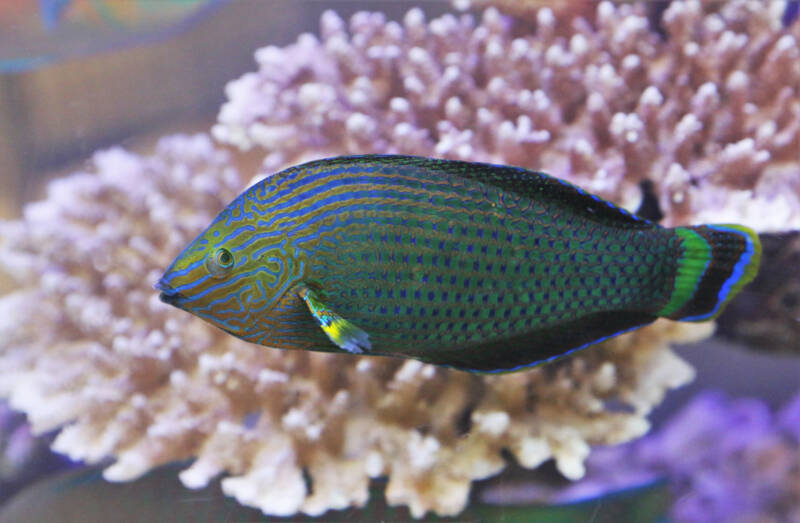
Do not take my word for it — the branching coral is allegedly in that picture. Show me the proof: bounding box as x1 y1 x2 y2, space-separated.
1 0 797 518
452 0 598 26
215 1 800 231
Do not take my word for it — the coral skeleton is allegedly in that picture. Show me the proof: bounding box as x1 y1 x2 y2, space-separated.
1 0 798 518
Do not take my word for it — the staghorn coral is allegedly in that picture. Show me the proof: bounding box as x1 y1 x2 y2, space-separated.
452 0 598 26
2 1 797 518
215 1 800 232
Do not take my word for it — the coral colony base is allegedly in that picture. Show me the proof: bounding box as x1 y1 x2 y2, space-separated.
1 1 799 518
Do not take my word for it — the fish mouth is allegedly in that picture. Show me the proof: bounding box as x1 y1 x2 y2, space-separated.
154 279 185 306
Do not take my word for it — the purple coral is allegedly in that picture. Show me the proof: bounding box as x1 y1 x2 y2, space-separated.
599 391 800 522
0 400 71 506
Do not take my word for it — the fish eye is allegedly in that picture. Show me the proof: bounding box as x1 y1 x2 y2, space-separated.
207 247 234 277
216 248 234 268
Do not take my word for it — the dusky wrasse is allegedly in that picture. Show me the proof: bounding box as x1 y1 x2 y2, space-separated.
155 155 761 373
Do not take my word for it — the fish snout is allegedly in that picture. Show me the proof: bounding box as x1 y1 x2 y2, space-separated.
154 279 184 306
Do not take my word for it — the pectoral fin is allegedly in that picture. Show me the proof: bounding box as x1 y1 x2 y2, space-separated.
296 284 371 354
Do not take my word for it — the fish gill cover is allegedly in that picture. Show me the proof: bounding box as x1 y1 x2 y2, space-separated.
0 0 798 518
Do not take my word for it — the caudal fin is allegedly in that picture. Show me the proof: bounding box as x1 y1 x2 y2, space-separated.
657 224 761 321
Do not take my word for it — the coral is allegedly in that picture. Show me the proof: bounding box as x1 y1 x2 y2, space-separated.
451 0 597 26
0 400 68 505
637 391 800 522
215 2 800 232
601 391 800 522
2 0 797 518
0 401 38 482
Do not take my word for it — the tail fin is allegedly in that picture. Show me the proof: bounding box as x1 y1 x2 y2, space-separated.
657 225 761 321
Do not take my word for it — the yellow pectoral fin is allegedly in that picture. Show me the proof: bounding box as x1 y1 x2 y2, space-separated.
296 284 371 354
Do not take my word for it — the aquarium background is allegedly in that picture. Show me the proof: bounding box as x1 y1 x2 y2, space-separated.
0 1 799 522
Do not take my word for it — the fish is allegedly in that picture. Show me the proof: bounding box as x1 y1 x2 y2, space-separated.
155 155 761 373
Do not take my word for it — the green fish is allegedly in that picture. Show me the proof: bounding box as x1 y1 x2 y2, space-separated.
155 155 761 373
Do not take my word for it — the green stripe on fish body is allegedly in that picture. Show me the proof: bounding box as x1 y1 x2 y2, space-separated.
156 155 761 373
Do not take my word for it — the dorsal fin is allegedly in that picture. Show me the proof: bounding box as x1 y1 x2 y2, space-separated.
305 155 655 230
635 179 664 222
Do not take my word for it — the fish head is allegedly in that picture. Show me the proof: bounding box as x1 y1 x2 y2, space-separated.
155 206 274 338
